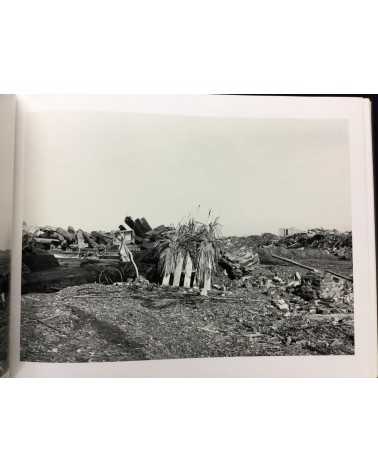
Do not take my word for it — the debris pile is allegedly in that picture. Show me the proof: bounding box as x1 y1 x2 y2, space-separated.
271 228 352 259
20 218 355 360
22 217 354 319
236 267 354 316
21 217 176 292
221 233 278 253
129 222 174 252
219 249 259 279
124 216 154 241
23 222 136 253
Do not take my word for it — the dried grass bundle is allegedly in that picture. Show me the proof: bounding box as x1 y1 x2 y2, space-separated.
156 216 221 282
195 240 216 287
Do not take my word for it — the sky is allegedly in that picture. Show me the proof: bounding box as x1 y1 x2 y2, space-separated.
23 112 351 237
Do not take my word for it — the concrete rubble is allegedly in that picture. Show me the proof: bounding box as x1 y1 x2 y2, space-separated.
269 228 352 260
21 220 354 316
20 222 355 361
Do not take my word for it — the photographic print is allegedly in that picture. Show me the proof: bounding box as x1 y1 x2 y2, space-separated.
0 95 15 375
20 110 354 363
0 250 10 374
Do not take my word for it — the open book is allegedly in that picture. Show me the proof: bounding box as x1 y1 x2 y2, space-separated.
1 95 376 377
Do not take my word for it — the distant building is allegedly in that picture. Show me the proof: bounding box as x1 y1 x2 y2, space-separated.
278 227 302 237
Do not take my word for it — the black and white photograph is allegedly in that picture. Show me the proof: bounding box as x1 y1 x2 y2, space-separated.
0 239 11 377
19 102 355 363
0 95 15 376
0 247 10 375
4 7 378 472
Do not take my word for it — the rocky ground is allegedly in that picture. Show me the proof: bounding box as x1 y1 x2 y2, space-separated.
21 255 354 362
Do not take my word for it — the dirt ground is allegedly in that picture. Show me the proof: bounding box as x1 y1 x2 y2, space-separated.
21 257 354 362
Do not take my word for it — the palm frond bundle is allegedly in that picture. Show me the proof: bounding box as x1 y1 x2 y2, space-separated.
156 216 222 286
195 240 216 287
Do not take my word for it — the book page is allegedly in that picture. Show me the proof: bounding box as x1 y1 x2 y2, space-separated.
10 95 377 377
0 95 16 377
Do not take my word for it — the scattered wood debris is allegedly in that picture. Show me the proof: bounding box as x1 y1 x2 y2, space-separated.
20 218 355 361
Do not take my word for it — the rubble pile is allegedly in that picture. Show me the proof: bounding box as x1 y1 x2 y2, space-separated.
221 233 278 253
233 267 354 316
21 217 176 291
124 217 172 242
22 218 354 321
131 223 174 251
219 249 259 279
20 218 355 360
218 230 352 275
23 224 131 253
271 229 352 260
23 217 174 254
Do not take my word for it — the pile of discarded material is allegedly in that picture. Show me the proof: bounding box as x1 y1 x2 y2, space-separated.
218 248 259 279
124 216 173 250
21 216 354 310
21 216 178 293
22 221 136 254
228 248 354 315
270 228 352 259
259 268 353 315
222 233 278 252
